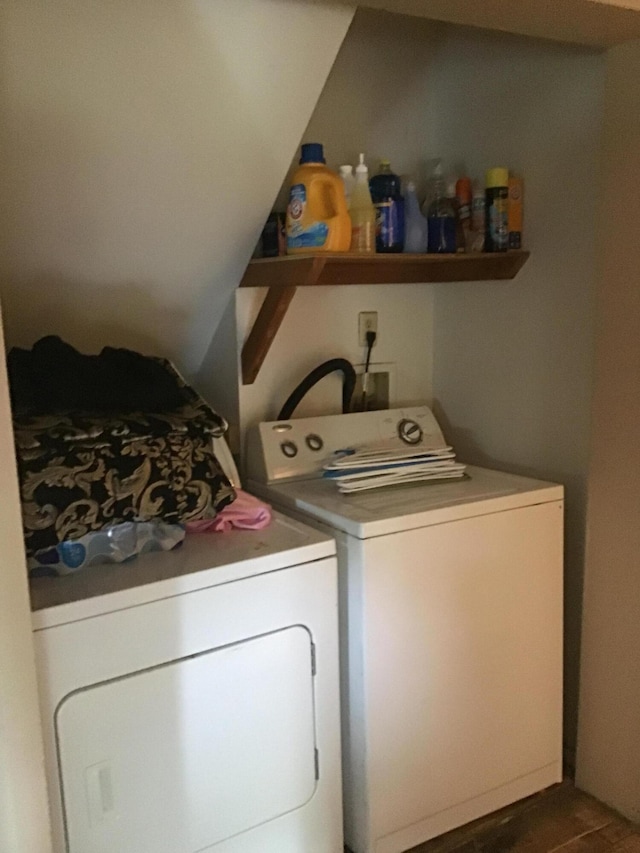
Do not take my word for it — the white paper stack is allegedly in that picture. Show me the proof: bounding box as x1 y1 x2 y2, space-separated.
322 443 466 494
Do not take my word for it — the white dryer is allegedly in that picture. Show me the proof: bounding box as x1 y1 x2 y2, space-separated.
247 407 564 853
30 512 343 853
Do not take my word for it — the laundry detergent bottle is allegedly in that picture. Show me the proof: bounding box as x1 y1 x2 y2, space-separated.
286 143 351 254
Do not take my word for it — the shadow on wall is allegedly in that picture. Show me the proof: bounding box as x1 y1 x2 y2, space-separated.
0 275 190 364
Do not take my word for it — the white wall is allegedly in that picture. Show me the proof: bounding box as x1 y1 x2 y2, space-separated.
274 10 442 209
0 0 353 374
427 28 604 759
576 39 640 821
237 283 434 436
0 304 52 853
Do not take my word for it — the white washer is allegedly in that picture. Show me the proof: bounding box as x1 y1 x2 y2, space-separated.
247 407 564 853
30 512 343 853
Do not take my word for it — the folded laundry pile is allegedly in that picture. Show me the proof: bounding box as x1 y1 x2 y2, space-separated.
10 337 236 575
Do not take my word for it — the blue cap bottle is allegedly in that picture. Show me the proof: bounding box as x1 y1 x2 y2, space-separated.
300 143 326 164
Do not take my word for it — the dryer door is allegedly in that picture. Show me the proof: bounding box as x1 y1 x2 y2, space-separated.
56 626 317 853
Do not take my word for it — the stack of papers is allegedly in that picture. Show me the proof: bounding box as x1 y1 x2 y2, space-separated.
323 444 466 494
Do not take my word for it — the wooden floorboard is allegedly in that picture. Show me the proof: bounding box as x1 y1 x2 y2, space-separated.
344 781 640 853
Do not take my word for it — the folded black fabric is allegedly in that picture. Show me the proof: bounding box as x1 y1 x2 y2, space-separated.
17 427 235 557
12 357 235 557
8 336 189 415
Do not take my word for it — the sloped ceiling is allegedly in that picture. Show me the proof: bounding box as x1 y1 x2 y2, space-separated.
313 0 640 47
0 0 354 372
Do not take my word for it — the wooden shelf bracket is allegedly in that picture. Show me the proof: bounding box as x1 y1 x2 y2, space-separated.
239 251 529 384
241 285 298 385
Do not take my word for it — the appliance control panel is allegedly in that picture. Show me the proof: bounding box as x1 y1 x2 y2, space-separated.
245 406 447 483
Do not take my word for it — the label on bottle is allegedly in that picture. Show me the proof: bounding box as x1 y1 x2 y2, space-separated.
427 216 457 253
286 183 329 249
471 196 485 230
288 183 306 224
486 187 508 251
287 221 329 249
374 199 404 250
508 177 523 250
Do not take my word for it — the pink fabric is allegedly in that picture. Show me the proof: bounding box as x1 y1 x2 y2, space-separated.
186 489 272 533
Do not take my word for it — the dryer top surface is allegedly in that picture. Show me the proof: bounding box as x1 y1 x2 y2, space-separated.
30 511 334 629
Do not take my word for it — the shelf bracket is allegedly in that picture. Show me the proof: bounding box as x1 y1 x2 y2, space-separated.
241 285 298 384
238 251 529 384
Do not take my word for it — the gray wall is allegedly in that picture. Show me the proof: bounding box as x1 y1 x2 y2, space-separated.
577 39 640 821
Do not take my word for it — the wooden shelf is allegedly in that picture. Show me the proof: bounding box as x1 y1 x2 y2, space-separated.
239 251 530 384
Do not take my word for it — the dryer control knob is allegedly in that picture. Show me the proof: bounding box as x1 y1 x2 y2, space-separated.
398 419 423 445
306 434 324 452
280 440 298 458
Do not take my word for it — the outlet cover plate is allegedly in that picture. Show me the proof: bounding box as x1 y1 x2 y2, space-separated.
358 311 378 347
352 361 396 411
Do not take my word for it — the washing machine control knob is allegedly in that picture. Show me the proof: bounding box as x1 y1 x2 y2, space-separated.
280 440 298 458
306 434 324 452
398 418 423 445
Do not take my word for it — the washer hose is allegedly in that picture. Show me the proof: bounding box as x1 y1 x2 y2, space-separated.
277 358 356 421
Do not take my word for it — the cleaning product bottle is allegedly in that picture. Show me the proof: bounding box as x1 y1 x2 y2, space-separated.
369 159 404 253
339 164 355 210
470 181 486 252
349 153 376 254
286 143 351 254
485 167 509 252
402 181 429 253
426 164 457 253
508 174 524 249
446 177 466 253
456 176 472 250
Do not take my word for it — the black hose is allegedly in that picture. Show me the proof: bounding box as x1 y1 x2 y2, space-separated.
277 358 356 421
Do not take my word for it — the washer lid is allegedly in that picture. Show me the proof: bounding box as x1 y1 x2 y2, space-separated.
30 511 335 629
250 465 563 540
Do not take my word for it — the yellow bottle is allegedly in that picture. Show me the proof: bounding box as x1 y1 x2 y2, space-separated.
349 153 376 254
286 143 351 254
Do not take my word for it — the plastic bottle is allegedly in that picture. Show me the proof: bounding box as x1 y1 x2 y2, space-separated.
369 159 404 253
485 167 509 252
470 181 486 252
286 143 351 254
349 154 376 254
402 181 429 253
446 177 466 253
508 175 524 249
339 165 355 210
456 177 472 250
426 164 457 254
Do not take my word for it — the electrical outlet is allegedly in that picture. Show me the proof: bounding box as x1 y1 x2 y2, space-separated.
358 311 378 347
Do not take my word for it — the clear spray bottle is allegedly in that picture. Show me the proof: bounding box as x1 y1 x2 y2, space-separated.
403 181 429 253
349 154 376 254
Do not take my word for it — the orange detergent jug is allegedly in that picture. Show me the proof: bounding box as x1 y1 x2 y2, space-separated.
286 143 351 253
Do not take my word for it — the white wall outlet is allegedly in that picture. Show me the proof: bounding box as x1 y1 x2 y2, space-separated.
358 311 378 347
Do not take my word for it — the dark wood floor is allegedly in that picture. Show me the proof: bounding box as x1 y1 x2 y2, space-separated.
406 780 640 853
